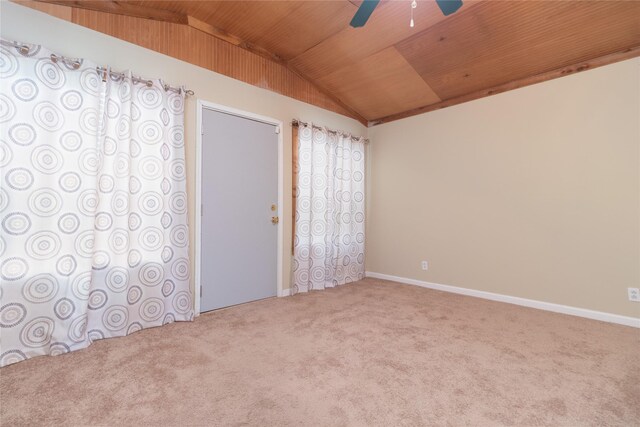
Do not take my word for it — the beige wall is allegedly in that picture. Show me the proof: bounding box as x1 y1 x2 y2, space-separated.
367 57 640 318
3 2 638 318
0 2 368 295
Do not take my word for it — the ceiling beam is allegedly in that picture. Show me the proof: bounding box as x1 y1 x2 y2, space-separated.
187 16 285 65
369 45 640 126
35 0 188 25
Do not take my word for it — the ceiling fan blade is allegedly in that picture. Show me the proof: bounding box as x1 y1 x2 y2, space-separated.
435 0 463 16
350 0 381 28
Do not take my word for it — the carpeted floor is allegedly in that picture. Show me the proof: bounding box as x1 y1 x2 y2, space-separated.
1 278 638 426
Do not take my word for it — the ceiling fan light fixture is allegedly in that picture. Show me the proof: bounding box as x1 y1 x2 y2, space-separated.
350 0 462 29
410 0 417 28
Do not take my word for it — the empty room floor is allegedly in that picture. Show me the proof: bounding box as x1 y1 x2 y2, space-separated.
1 278 638 426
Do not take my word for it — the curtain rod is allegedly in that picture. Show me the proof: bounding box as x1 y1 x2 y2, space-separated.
291 119 369 143
1 39 194 96
96 67 194 96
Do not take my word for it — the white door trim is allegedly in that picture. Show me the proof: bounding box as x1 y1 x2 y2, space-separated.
195 100 285 316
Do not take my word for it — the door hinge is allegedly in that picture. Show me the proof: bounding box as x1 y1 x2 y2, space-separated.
201 204 203 216
275 126 280 134
200 287 202 297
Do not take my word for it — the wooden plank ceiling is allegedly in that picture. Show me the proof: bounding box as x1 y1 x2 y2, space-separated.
29 0 640 125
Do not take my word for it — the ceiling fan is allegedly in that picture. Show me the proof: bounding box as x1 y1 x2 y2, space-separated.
350 0 463 28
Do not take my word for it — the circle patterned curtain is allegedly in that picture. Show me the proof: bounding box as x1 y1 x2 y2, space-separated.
292 124 366 293
0 39 193 367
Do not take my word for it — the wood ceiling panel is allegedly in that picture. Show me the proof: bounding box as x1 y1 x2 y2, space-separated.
317 46 441 120
255 1 358 60
27 0 640 124
129 1 357 61
396 0 640 100
289 0 481 81
16 0 364 122
128 0 223 21
131 1 303 50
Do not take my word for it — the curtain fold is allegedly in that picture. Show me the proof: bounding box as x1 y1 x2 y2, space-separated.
292 124 366 293
0 40 192 367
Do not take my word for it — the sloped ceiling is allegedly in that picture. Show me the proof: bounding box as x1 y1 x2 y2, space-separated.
29 1 640 125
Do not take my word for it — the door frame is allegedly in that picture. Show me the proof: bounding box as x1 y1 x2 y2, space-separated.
194 99 285 315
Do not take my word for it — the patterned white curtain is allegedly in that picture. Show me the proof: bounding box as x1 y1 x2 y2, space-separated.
292 123 366 293
0 40 193 367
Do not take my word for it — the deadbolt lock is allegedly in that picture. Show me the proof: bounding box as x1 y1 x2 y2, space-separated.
271 204 277 211
271 216 279 224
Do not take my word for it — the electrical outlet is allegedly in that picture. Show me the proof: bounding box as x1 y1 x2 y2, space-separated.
628 288 640 302
421 261 428 271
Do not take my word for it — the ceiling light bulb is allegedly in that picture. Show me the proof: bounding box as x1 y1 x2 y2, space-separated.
410 0 416 27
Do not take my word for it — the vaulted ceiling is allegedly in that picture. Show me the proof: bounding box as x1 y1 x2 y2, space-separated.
30 1 640 125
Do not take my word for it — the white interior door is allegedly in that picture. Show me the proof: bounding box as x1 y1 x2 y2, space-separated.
200 108 278 312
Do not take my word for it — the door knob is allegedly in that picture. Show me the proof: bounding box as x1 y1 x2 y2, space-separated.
271 216 279 224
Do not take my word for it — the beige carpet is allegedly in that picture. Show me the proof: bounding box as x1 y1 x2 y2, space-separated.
1 278 638 426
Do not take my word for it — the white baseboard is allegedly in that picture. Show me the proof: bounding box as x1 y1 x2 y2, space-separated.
365 272 640 328
278 288 291 297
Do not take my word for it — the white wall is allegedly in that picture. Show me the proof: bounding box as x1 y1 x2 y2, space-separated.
0 2 368 296
367 57 640 318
